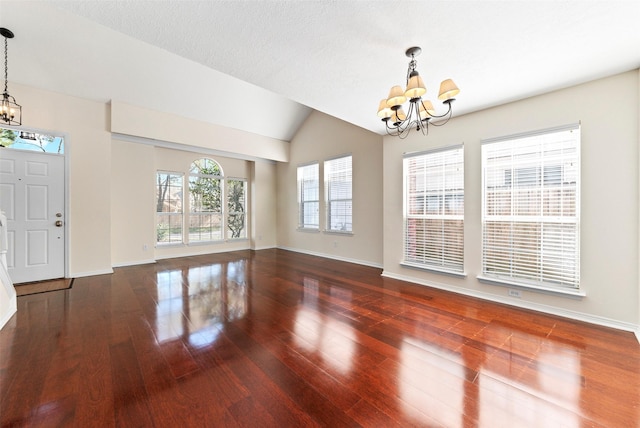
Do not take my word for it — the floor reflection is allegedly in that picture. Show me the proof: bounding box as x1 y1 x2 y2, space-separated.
292 277 355 374
155 260 248 348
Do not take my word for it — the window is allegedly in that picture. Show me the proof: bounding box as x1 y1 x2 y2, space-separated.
325 155 352 233
156 172 184 245
481 124 580 289
297 162 319 230
403 145 464 273
0 127 64 153
227 178 247 239
189 158 223 243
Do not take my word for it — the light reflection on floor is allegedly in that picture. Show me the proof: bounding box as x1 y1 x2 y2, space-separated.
154 261 248 348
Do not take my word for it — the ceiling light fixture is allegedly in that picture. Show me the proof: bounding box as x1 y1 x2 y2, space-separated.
1 27 21 126
377 47 459 138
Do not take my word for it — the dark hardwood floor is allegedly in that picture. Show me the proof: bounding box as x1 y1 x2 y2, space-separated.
1 249 639 427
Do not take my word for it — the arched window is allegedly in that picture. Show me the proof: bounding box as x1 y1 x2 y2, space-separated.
189 158 223 242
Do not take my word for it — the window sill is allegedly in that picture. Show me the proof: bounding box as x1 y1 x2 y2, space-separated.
188 240 226 246
156 243 184 248
297 228 320 233
323 230 354 236
400 262 467 278
477 275 586 298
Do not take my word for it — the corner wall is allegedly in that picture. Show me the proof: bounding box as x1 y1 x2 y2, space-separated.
383 70 640 331
276 111 384 267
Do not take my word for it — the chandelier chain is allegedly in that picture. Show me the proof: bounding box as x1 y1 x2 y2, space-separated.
3 36 7 94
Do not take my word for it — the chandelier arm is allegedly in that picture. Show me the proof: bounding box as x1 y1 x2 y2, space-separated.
428 102 454 127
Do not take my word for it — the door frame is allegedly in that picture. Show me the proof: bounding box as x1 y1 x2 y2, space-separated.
2 124 69 280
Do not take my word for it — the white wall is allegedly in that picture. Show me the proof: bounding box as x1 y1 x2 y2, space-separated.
383 70 640 330
277 110 384 267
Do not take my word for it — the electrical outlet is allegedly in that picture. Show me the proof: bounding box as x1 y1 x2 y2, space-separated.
143 244 148 251
508 289 522 298
333 241 338 248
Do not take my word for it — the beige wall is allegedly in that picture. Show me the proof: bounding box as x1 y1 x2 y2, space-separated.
11 83 112 278
251 161 278 250
277 111 384 267
383 70 640 329
111 101 290 162
111 140 155 266
111 141 260 264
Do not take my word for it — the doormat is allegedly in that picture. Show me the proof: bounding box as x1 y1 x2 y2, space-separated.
14 278 74 297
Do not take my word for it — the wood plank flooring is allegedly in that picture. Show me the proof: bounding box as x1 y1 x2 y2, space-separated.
1 249 639 427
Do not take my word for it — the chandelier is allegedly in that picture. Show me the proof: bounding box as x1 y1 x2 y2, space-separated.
377 47 459 138
1 28 21 126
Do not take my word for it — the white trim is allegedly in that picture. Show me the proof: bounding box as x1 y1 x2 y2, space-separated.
251 244 277 251
477 275 586 298
400 261 467 278
382 270 639 335
0 306 15 331
71 268 114 278
403 142 464 159
277 246 383 269
155 245 251 260
481 122 580 145
112 259 157 268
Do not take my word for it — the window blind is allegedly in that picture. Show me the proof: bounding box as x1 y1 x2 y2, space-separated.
481 124 580 289
297 163 319 229
325 155 352 233
403 145 464 273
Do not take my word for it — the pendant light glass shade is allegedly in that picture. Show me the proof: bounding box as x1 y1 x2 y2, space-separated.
404 74 426 99
386 85 407 108
438 78 460 101
377 99 392 119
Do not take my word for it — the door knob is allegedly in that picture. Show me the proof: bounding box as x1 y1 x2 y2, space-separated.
55 220 63 227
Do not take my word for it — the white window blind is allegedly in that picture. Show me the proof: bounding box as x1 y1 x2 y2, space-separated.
481 124 580 289
325 155 352 233
403 145 464 273
297 163 319 229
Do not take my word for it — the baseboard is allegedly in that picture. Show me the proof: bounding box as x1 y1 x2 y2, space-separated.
0 304 16 331
277 246 383 269
70 268 114 278
251 245 277 251
382 270 640 339
112 259 157 268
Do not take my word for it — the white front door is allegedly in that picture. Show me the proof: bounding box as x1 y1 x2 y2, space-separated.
0 149 65 283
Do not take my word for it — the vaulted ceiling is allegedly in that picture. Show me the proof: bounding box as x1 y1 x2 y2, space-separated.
1 1 639 142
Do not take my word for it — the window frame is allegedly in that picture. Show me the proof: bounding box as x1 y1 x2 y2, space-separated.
156 171 184 246
297 162 320 231
402 144 465 275
480 123 581 292
188 158 224 244
324 154 353 234
226 177 247 240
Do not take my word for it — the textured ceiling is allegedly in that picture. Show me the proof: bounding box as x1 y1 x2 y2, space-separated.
1 1 639 142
